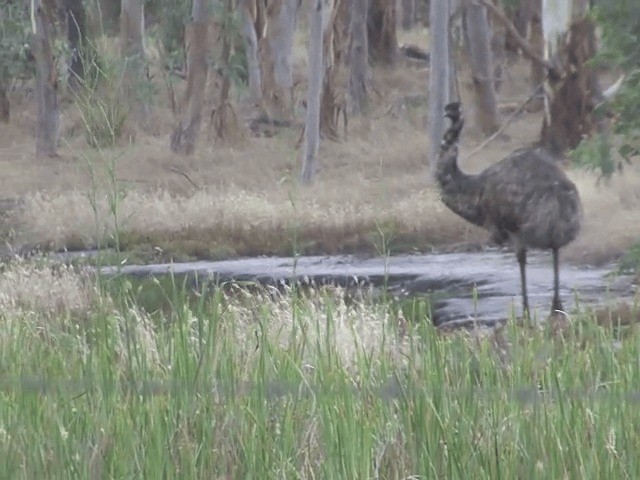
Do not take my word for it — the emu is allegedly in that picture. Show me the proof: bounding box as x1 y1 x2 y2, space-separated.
435 102 583 319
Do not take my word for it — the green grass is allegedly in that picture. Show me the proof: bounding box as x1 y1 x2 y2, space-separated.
1 264 640 479
619 240 640 278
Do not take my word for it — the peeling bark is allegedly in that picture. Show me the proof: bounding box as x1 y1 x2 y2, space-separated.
541 15 599 153
320 0 349 139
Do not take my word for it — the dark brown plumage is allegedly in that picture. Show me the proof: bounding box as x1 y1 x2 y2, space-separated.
436 102 583 318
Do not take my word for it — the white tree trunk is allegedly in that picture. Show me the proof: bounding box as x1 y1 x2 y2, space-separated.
300 0 327 184
464 2 499 135
542 0 572 59
428 0 452 179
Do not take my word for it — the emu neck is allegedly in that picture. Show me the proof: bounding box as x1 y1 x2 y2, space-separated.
435 144 485 227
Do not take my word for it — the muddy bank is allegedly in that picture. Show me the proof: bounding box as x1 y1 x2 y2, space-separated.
99 250 636 326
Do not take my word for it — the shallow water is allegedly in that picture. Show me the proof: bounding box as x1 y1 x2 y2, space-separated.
98 249 636 326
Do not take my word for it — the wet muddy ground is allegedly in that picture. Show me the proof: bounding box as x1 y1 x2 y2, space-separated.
99 249 637 326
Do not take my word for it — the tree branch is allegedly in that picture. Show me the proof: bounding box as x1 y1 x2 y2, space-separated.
168 167 201 190
474 0 558 77
463 84 543 160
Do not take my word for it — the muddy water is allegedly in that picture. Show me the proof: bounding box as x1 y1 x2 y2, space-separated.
99 250 636 326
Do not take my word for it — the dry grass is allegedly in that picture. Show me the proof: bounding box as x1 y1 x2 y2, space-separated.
15 176 476 258
591 300 640 327
564 168 640 264
1 28 638 265
0 258 96 318
218 285 413 371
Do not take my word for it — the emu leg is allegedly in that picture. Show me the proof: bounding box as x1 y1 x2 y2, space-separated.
551 247 563 313
517 247 530 319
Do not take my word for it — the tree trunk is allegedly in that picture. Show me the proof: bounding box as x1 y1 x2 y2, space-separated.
428 0 452 178
169 0 209 154
464 1 500 135
300 0 326 184
419 0 430 27
320 0 350 139
527 0 544 111
120 0 149 129
32 0 59 157
540 0 597 153
401 0 415 30
349 0 370 114
64 0 87 91
504 1 529 58
239 0 262 104
368 0 397 65
210 0 237 141
97 0 121 33
488 1 507 93
259 0 300 122
0 83 9 123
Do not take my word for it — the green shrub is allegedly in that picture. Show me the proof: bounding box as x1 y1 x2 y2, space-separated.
618 240 640 276
592 2 640 163
569 133 624 183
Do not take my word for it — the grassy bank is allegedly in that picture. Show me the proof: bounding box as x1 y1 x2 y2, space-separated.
1 260 640 478
5 157 640 267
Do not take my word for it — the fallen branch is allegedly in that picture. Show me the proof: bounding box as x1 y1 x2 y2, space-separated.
168 166 201 190
463 84 542 160
474 0 557 77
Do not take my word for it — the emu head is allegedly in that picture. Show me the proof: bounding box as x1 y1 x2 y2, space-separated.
444 102 462 122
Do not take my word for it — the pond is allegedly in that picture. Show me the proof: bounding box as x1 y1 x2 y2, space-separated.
98 249 636 326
